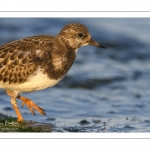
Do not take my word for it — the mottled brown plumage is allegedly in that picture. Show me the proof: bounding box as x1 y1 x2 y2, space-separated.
0 23 105 121
0 35 52 84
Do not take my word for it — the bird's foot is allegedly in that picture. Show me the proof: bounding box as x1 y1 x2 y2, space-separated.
17 95 46 116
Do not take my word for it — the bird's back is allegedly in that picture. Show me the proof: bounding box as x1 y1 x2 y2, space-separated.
0 35 54 85
0 34 76 92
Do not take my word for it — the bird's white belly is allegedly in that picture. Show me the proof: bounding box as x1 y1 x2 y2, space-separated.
0 68 62 93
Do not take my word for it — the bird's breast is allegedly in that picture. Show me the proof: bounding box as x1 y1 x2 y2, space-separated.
52 56 67 70
42 49 77 80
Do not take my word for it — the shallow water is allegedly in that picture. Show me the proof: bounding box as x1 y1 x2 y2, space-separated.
0 18 150 132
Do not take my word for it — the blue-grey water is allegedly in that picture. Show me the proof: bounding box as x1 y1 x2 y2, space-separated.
0 18 150 132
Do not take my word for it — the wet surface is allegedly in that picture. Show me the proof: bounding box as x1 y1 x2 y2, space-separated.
0 18 150 132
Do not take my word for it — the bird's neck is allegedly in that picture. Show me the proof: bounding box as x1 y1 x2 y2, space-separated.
56 35 79 50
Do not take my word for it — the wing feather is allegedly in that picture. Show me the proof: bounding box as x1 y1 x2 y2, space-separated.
0 35 54 84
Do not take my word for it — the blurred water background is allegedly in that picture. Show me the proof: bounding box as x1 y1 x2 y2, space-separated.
0 18 150 132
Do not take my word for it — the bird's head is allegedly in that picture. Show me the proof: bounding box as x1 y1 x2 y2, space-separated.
57 23 105 50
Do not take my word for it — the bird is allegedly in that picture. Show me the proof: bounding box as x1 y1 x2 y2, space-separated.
0 23 105 122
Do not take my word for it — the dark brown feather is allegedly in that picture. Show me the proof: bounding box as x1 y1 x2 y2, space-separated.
0 34 77 84
0 35 54 84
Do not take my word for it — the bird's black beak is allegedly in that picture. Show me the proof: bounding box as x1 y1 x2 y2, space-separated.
89 38 105 48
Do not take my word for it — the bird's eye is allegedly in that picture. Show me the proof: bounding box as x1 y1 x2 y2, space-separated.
77 33 84 37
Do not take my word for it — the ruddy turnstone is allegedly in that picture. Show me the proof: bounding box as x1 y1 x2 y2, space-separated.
0 23 105 121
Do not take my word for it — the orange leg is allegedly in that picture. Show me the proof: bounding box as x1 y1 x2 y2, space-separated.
12 105 24 121
6 90 24 122
16 95 46 116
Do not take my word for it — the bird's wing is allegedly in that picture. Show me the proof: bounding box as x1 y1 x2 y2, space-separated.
0 35 54 84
